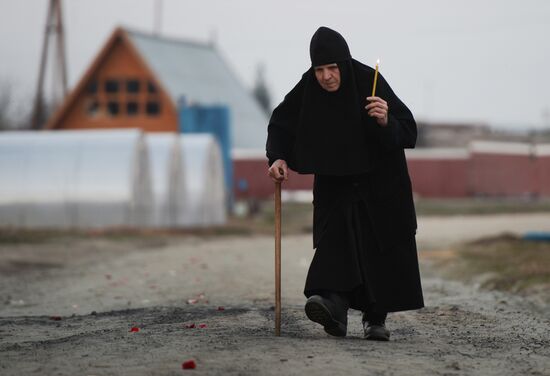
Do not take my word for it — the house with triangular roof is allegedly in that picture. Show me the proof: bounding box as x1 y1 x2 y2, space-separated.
46 27 268 149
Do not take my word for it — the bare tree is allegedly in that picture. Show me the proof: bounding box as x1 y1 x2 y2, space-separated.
252 63 272 117
0 79 33 131
0 80 14 131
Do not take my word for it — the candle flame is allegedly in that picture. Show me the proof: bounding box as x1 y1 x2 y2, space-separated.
376 58 380 65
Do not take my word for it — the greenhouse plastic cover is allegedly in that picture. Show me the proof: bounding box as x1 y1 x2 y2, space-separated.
178 133 226 227
0 129 152 228
146 133 183 227
0 129 227 229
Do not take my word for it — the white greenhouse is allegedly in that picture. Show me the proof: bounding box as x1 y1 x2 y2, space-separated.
0 129 227 229
146 133 184 227
178 134 226 227
0 129 152 229
145 132 227 228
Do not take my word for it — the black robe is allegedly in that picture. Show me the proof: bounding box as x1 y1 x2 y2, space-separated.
266 59 424 313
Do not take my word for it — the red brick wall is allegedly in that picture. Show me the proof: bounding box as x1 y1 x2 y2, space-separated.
407 159 469 197
234 157 469 199
233 145 550 199
469 154 537 196
536 156 550 196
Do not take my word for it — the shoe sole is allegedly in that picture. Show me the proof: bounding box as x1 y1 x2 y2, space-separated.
305 299 346 337
364 328 390 341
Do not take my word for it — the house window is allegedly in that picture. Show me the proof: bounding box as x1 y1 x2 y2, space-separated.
85 99 100 116
107 101 119 116
126 79 140 93
126 101 139 116
105 80 119 93
147 81 157 93
146 101 160 116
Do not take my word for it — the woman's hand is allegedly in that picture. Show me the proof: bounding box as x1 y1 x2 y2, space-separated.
268 159 289 182
365 96 389 126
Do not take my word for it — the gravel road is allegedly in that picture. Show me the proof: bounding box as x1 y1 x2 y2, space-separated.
1 213 550 375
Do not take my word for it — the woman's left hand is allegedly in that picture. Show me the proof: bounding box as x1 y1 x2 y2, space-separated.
365 96 389 126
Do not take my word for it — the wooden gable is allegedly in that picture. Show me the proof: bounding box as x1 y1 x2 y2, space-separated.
46 27 178 132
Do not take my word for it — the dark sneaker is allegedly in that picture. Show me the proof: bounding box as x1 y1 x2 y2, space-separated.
305 294 348 337
363 322 390 341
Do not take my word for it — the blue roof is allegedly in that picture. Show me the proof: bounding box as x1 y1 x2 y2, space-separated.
127 29 268 150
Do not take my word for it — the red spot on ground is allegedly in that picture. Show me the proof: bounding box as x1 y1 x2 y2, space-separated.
185 323 196 328
217 306 225 311
49 316 62 321
199 324 207 328
129 327 140 332
182 360 196 369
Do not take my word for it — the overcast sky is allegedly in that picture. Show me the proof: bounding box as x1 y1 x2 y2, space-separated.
1 0 549 130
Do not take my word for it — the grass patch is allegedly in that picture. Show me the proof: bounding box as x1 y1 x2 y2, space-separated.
2 198 549 245
415 197 550 216
0 228 170 246
0 202 313 245
0 229 75 245
434 233 550 299
226 201 312 236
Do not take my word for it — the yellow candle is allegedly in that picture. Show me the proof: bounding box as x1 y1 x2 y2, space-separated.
371 58 380 97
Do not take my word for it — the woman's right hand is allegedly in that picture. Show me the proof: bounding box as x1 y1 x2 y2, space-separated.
268 159 289 182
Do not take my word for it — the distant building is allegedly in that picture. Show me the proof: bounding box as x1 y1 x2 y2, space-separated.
417 121 492 147
416 121 550 147
45 27 268 149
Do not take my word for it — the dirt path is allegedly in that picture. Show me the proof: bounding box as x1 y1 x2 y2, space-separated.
1 213 550 375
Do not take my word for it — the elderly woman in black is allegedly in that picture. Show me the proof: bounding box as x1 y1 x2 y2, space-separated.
266 27 424 341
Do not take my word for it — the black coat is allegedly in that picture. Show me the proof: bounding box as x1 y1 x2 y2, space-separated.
266 60 424 313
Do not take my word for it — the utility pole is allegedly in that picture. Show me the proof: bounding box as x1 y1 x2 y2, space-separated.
31 0 68 130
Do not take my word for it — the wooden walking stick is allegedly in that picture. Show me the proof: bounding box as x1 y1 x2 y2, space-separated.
274 180 282 336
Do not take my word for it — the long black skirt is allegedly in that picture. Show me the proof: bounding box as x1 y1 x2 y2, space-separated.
303 172 424 313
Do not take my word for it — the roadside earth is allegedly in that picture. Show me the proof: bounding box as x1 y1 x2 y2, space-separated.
1 213 550 375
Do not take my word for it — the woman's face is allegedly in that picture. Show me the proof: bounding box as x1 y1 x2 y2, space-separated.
314 63 341 92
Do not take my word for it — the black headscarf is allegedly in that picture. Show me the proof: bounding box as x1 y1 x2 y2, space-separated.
266 26 415 175
309 26 351 66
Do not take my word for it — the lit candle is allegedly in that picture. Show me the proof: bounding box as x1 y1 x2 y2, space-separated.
371 58 380 97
